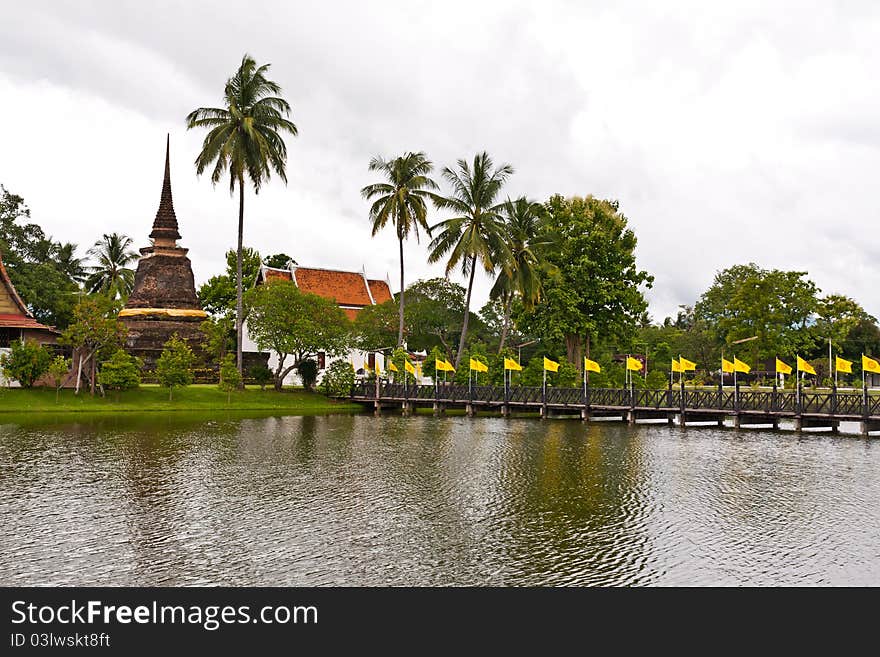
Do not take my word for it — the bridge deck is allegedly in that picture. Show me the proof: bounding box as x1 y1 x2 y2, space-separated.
349 383 880 434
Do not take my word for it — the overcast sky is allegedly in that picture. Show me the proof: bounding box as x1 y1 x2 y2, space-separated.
1 1 878 321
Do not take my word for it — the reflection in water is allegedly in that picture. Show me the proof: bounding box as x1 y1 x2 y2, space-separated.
1 413 879 585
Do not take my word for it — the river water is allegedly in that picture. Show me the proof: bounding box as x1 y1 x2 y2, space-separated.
1 412 878 586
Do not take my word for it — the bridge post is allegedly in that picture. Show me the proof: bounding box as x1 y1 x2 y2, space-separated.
771 384 777 412
466 403 475 417
433 402 445 416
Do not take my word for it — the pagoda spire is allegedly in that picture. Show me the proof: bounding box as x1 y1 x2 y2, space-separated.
149 134 181 244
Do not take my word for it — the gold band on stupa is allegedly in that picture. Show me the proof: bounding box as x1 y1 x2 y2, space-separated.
118 307 208 318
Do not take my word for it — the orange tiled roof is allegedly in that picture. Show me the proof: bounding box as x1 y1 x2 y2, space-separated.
294 268 373 307
257 266 394 319
263 269 293 282
367 279 393 304
0 314 58 332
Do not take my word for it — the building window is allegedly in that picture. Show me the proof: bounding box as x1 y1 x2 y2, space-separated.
317 352 326 370
368 352 376 370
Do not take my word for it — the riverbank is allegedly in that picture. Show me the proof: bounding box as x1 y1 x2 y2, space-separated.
0 385 360 414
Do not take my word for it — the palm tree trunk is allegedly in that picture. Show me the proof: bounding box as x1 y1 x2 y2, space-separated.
455 255 478 369
398 236 405 347
498 293 512 353
236 174 245 386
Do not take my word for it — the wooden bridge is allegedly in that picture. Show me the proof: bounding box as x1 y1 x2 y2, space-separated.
349 382 880 436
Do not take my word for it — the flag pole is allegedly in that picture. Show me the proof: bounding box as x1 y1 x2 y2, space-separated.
796 355 800 408
828 337 833 391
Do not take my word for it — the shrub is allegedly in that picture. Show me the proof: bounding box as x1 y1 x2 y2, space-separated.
155 334 195 400
297 359 319 391
98 349 141 398
48 355 70 401
0 340 51 388
248 364 273 391
322 359 355 397
219 354 242 402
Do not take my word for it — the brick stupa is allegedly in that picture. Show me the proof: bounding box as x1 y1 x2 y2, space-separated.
119 136 207 367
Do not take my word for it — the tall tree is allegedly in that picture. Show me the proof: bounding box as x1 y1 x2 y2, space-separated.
186 53 298 376
491 197 549 352
84 233 138 300
428 152 513 368
55 242 87 284
361 152 438 346
518 195 653 369
694 263 819 361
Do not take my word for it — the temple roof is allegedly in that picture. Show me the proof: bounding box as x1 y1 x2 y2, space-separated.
0 252 58 333
257 265 394 317
0 251 30 317
149 135 181 242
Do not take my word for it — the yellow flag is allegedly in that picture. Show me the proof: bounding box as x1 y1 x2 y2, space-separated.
388 361 399 372
405 360 416 375
797 356 816 376
626 356 643 371
672 359 683 373
469 358 488 372
504 357 522 371
374 361 381 375
543 356 559 372
679 357 697 371
446 360 456 372
863 354 880 374
584 358 601 373
733 357 750 374
416 363 422 377
363 362 371 373
721 358 735 373
835 356 853 374
775 358 792 375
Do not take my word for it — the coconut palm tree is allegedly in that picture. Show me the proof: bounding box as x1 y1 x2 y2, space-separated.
491 197 550 352
84 233 138 300
186 53 298 375
55 242 87 284
428 152 513 368
361 152 438 346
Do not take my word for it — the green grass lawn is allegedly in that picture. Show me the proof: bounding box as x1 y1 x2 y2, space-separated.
0 384 361 414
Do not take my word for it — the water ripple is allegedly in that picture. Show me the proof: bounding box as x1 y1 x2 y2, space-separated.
1 414 879 585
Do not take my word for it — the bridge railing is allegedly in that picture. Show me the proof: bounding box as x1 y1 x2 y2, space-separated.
349 382 878 417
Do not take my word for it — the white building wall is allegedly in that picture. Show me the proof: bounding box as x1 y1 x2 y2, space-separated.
243 321 385 387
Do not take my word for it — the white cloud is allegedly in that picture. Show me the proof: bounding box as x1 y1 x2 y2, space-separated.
1 0 878 323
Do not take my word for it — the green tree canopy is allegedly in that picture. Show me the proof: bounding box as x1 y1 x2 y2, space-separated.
59 296 127 394
197 247 262 316
244 280 351 390
0 186 79 327
694 263 819 362
518 195 653 370
84 233 138 300
262 253 297 269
